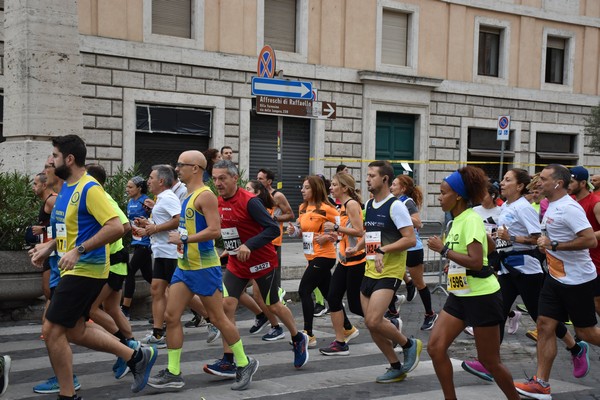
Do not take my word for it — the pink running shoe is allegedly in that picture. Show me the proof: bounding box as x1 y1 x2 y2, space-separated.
572 341 590 378
461 359 494 382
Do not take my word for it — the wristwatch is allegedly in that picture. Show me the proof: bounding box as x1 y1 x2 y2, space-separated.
510 235 516 243
333 224 340 231
375 247 385 255
551 240 559 251
180 234 188 244
77 244 86 255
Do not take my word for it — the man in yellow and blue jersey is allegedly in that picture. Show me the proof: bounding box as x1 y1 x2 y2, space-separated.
148 150 257 391
29 135 156 399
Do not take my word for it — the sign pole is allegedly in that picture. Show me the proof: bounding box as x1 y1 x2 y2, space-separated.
499 140 505 182
277 116 283 190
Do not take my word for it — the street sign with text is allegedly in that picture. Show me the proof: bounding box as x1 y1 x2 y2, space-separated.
256 96 336 120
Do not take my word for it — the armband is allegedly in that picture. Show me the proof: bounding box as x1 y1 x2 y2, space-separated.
440 244 450 258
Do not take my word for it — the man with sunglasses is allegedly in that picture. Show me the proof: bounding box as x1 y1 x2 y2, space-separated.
134 165 181 349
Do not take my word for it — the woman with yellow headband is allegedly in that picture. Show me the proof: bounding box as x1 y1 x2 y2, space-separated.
426 166 520 400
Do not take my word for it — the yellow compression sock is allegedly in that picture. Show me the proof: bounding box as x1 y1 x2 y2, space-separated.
230 340 249 367
167 348 182 375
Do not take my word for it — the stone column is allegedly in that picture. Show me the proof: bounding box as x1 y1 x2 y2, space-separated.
0 0 82 174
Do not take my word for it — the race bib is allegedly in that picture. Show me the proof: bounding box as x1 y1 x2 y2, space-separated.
483 222 496 236
148 218 156 244
131 220 142 241
249 261 271 274
222 227 242 256
47 226 57 256
55 223 67 257
495 237 513 253
335 216 342 242
447 261 471 294
302 232 314 255
177 227 188 259
365 231 382 260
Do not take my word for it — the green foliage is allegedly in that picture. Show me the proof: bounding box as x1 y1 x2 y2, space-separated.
585 102 600 153
103 164 144 248
0 172 39 250
103 164 144 216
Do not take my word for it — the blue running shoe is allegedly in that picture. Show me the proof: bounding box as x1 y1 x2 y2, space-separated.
130 347 157 393
33 375 81 394
293 332 309 368
401 337 423 374
203 357 236 378
376 368 407 383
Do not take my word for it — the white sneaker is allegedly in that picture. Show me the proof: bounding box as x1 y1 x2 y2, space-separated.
206 323 221 344
507 310 522 335
142 333 166 349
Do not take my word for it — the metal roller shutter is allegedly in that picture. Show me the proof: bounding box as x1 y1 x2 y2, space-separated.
249 113 310 216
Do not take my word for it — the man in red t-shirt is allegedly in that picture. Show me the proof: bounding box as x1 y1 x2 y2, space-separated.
204 160 309 377
568 166 600 315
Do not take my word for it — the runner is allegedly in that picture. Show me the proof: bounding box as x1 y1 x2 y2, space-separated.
352 161 422 383
287 175 339 347
204 160 307 379
135 165 181 349
29 135 156 398
319 172 364 356
515 164 600 399
568 166 600 316
390 175 438 331
85 164 142 380
122 176 153 320
148 152 258 391
427 166 519 400
462 168 577 383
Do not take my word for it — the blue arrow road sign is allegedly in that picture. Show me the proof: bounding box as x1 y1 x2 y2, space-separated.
252 76 313 99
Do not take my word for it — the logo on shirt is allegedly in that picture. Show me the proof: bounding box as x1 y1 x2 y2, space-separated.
70 191 80 205
186 208 194 219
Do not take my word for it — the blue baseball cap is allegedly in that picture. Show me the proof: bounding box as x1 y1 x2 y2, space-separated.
570 166 589 182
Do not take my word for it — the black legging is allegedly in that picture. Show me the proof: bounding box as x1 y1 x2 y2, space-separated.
298 257 336 334
123 245 153 299
498 272 568 343
328 261 365 317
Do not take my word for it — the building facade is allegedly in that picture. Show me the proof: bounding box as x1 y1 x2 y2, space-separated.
0 0 599 219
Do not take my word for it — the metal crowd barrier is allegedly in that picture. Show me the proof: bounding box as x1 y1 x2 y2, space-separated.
419 220 448 296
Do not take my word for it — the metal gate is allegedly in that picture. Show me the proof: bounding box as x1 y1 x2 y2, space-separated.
249 113 310 215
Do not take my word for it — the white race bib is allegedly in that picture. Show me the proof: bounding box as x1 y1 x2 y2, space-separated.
365 231 382 260
222 227 242 256
302 232 314 255
55 223 67 257
447 261 471 294
131 220 142 241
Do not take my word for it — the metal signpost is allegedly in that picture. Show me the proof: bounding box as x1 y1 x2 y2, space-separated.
253 45 337 190
497 115 510 182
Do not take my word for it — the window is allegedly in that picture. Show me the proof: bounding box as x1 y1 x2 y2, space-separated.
135 104 212 176
152 0 191 39
468 128 514 180
541 29 574 90
478 27 500 77
264 0 297 53
535 132 577 171
382 9 408 66
545 36 565 84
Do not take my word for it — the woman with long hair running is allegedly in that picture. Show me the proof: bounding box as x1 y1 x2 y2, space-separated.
287 176 339 347
390 175 438 331
427 166 520 400
318 172 365 355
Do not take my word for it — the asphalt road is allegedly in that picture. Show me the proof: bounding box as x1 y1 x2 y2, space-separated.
2 291 600 400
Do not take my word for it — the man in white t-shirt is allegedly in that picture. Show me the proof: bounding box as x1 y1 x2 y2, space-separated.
135 165 181 349
515 164 600 400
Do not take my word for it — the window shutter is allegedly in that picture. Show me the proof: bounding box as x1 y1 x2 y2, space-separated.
265 0 296 52
152 0 192 39
547 36 565 50
382 10 408 66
